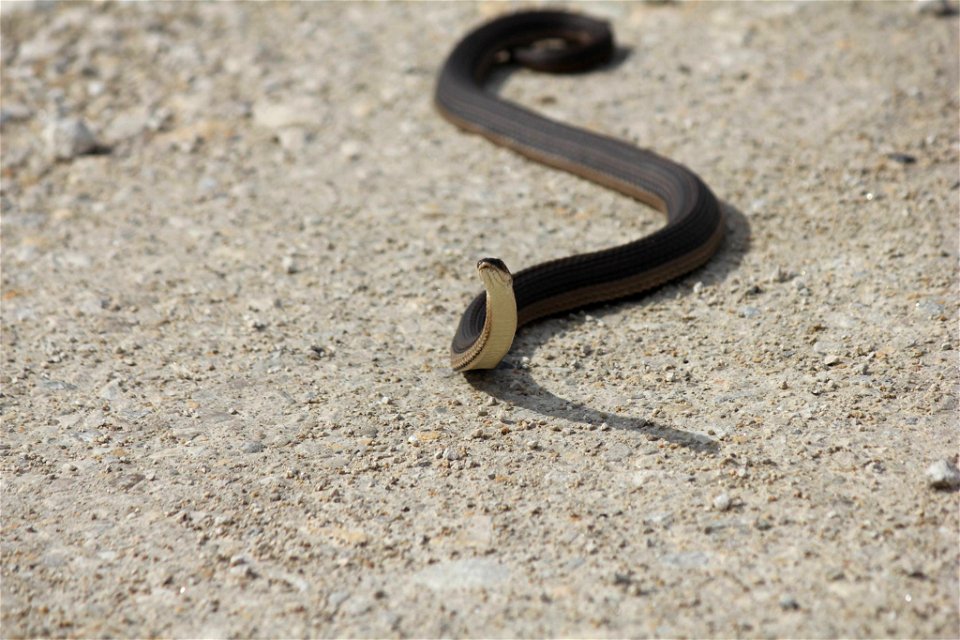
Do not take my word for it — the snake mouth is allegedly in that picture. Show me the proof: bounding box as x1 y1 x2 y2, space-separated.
477 257 513 287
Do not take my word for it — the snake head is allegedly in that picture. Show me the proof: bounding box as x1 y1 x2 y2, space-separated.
450 257 517 371
476 257 513 288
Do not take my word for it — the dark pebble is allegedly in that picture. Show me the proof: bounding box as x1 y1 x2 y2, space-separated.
886 152 916 164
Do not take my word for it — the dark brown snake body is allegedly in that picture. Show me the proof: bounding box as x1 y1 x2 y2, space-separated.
435 10 725 371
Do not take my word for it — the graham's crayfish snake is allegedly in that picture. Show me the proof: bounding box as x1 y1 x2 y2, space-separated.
436 10 725 372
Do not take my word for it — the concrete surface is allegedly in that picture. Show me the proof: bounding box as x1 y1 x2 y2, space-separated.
1 1 958 637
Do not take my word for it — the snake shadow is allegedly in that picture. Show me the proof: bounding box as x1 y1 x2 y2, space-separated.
464 202 751 454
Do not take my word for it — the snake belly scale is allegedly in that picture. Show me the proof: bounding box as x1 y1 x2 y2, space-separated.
435 10 725 372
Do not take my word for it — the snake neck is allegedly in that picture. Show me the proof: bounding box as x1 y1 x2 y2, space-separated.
452 277 517 372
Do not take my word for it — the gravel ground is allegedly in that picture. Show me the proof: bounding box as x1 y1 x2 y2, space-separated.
2 1 958 638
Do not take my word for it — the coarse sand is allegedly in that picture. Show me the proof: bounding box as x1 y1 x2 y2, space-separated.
1 1 958 637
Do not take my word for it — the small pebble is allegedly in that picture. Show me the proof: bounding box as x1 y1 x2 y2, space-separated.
253 99 319 129
197 176 218 195
769 266 792 283
925 459 960 490
103 106 149 143
339 140 362 160
98 378 123 401
0 103 32 127
712 493 732 511
229 554 249 567
16 34 61 64
46 117 101 160
915 299 945 319
241 441 265 454
277 128 310 153
779 594 800 610
886 152 916 164
327 591 351 609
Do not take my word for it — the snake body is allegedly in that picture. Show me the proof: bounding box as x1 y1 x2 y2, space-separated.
436 10 725 372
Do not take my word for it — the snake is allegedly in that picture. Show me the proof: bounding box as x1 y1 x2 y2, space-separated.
435 10 725 372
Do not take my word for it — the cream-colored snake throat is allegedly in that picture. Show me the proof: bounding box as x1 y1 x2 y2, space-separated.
436 10 725 372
